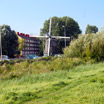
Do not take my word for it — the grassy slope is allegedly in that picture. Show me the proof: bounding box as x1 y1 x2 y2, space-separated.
1 63 104 104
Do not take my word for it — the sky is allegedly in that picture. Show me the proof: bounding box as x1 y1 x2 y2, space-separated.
0 0 104 35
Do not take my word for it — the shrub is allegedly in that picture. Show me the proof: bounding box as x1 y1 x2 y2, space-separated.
48 58 85 71
0 61 4 66
0 57 85 79
64 32 104 61
3 60 10 64
8 61 15 65
14 59 25 63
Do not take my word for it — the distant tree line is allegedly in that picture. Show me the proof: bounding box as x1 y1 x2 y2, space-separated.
40 16 99 54
0 16 99 57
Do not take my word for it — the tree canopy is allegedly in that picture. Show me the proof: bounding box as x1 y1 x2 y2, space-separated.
85 25 98 34
0 25 18 58
41 16 81 38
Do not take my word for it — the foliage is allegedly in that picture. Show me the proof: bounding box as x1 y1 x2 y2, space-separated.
48 58 85 71
5 91 39 104
64 32 104 61
41 16 81 38
85 24 98 34
0 57 85 79
0 25 18 58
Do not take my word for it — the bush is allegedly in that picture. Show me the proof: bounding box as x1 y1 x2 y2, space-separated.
48 58 85 71
5 91 39 104
14 59 25 63
0 61 4 66
64 32 104 61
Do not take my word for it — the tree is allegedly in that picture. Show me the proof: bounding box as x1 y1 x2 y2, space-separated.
0 25 18 58
40 16 81 53
85 25 98 34
41 16 81 38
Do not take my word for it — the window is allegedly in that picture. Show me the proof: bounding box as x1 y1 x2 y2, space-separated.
25 39 29 42
26 43 29 46
30 44 35 46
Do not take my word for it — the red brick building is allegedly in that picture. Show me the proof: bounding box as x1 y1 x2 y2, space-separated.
16 32 40 57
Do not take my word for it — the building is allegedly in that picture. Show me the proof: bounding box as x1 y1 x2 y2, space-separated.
16 32 40 57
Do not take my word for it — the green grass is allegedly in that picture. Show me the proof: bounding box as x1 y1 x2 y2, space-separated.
0 57 85 79
0 62 104 104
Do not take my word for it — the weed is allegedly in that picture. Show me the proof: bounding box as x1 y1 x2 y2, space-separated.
90 77 97 82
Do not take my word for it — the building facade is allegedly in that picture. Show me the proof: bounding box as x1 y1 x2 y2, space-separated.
16 32 40 57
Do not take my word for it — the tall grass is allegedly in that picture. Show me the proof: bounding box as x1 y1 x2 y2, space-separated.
64 32 104 61
0 63 104 104
0 57 85 79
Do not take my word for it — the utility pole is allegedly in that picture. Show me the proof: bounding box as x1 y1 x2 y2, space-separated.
63 26 66 47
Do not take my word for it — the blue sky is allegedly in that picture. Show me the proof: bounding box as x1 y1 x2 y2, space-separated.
0 0 104 35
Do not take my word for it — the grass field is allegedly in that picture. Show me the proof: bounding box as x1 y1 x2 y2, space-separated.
0 62 104 104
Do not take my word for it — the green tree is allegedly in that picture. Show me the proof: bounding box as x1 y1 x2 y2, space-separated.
85 25 98 34
0 25 18 58
41 16 81 38
40 16 81 53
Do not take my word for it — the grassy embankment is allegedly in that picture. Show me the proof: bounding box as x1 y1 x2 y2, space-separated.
0 57 104 104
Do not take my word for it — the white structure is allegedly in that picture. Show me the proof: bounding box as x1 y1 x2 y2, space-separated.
31 17 70 56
